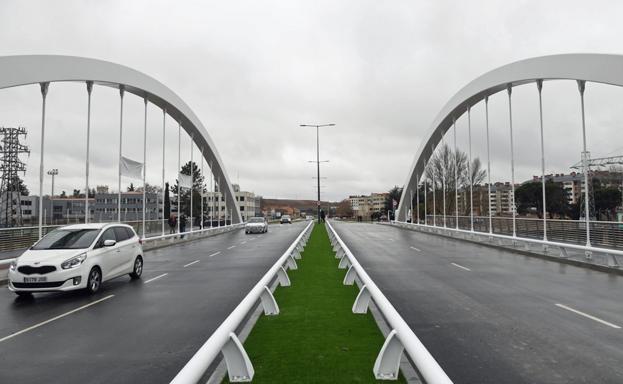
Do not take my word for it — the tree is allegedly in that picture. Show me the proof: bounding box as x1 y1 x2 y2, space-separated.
384 186 403 219
60 190 67 198
72 189 81 198
335 199 353 218
515 181 570 218
164 182 170 219
127 183 135 192
595 186 622 220
171 161 206 217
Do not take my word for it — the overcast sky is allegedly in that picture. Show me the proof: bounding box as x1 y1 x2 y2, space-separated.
1 0 623 201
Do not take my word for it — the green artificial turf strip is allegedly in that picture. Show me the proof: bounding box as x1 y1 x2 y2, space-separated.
223 223 406 383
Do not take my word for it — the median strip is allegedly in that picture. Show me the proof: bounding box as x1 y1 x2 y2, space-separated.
222 223 405 383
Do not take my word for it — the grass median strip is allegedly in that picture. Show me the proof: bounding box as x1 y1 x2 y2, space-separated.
224 223 406 383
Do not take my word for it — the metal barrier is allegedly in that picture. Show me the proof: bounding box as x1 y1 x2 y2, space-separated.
170 220 313 383
325 220 453 384
395 220 623 268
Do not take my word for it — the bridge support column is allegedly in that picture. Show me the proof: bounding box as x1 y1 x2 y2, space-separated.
222 332 254 382
373 330 404 380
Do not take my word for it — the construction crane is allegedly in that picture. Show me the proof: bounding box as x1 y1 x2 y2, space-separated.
570 154 623 220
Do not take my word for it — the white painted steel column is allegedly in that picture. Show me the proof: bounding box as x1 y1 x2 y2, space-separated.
453 118 458 229
442 133 446 228
578 80 591 247
410 190 413 223
161 108 166 236
468 106 474 232
190 134 194 232
507 85 516 238
210 162 214 227
201 150 204 230
85 81 93 223
537 80 547 241
38 82 49 239
142 97 147 239
117 85 125 222
217 177 221 227
431 147 436 226
177 120 181 233
485 96 493 234
416 173 420 225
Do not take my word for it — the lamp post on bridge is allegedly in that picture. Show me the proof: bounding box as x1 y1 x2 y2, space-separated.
300 123 335 221
47 168 58 225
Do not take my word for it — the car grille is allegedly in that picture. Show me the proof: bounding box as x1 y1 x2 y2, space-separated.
17 265 57 275
13 281 65 288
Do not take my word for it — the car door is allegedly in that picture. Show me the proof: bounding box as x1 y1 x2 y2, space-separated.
112 226 133 276
94 228 118 280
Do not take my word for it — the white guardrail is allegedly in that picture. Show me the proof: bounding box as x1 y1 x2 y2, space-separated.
0 224 245 281
325 220 453 384
170 220 314 383
392 221 623 268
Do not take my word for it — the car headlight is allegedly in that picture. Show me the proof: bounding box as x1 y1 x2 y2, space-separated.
61 253 87 270
9 260 17 272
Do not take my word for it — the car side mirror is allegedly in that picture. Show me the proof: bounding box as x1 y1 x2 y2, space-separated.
103 239 116 247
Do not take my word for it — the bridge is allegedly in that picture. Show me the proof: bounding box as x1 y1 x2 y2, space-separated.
0 54 622 384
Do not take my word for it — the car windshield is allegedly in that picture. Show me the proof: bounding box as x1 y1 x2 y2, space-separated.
249 217 264 223
32 229 100 250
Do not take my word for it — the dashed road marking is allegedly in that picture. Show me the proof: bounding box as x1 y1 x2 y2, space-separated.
555 303 621 329
410 246 421 252
144 273 168 284
0 294 115 343
209 251 221 257
241 241 247 245
183 260 200 268
227 245 236 250
451 262 471 271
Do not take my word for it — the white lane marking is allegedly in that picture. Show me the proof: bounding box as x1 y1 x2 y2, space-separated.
0 294 115 343
144 273 168 284
227 245 236 250
410 246 421 252
241 241 247 245
183 260 200 268
555 303 621 329
388 238 395 241
209 251 221 257
451 262 471 271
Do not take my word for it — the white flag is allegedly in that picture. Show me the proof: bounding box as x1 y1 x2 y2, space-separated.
179 173 193 189
120 156 143 179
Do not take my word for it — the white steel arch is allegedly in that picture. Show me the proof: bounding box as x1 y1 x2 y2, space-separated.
0 55 242 224
397 53 623 221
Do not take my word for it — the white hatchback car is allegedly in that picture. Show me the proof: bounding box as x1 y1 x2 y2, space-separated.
8 223 144 296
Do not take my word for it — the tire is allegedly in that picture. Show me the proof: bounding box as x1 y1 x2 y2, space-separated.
129 256 143 280
86 267 102 294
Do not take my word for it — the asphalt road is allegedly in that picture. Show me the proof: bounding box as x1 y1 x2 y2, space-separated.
331 221 623 384
0 221 307 384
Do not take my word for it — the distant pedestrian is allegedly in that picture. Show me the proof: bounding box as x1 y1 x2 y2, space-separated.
168 214 177 234
180 214 187 238
320 209 326 223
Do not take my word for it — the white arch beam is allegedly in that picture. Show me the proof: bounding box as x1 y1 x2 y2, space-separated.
0 55 242 224
397 53 623 221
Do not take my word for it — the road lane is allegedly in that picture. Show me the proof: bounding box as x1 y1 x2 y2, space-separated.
331 221 623 384
0 222 306 384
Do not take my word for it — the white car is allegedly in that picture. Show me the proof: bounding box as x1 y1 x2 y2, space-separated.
245 217 268 234
8 223 144 296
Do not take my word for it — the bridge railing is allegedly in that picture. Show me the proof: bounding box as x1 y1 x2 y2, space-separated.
421 215 623 250
396 219 623 268
170 220 313 383
325 220 453 384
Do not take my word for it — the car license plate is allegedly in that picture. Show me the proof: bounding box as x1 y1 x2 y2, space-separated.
24 276 47 283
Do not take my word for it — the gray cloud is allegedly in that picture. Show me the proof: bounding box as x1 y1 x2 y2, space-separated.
1 0 622 201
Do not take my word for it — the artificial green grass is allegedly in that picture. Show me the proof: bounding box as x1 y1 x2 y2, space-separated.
223 223 406 384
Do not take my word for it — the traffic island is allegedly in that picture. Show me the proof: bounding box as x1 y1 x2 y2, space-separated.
223 223 406 383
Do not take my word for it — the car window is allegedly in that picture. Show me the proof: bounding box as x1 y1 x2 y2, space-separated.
97 228 116 248
114 227 130 242
124 227 135 239
32 229 100 250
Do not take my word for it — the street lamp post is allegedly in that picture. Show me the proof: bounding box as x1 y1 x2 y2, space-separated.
47 168 58 224
300 123 335 221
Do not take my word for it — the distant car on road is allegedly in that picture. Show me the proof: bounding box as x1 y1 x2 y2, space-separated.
281 215 292 224
245 217 268 234
8 223 143 296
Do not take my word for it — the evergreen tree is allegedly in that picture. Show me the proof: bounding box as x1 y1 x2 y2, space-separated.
164 182 170 218
171 161 206 217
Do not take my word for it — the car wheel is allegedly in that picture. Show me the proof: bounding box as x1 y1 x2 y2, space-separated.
86 267 102 294
130 256 143 279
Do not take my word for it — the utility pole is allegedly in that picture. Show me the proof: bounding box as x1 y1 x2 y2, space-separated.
300 123 334 220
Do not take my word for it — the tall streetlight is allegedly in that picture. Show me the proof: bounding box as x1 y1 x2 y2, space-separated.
47 168 58 225
300 123 335 220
